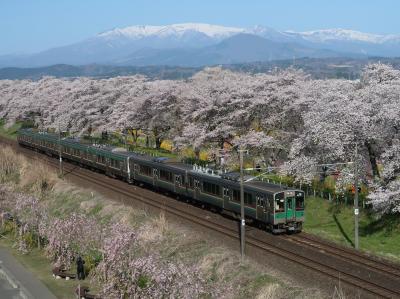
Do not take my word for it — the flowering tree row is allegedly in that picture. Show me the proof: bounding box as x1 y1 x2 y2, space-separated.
0 185 211 298
0 64 399 214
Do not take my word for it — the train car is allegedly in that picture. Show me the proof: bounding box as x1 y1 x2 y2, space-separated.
17 129 304 233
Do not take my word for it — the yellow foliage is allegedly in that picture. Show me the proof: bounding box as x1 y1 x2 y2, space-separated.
160 140 173 151
181 147 196 158
244 161 253 169
199 151 209 161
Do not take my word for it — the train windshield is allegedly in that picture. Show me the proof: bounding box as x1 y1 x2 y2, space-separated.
295 192 304 210
275 192 285 212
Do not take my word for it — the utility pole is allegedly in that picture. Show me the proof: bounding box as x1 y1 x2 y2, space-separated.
58 122 63 177
239 147 246 261
354 143 359 250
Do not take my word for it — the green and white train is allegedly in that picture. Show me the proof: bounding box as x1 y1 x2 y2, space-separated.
18 129 304 233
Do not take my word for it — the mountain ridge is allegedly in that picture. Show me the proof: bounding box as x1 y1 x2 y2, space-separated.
1 23 399 68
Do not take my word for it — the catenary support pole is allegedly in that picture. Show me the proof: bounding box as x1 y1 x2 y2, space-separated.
58 122 63 177
354 143 359 250
239 148 246 261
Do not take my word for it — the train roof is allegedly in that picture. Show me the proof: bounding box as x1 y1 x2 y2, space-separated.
245 180 290 193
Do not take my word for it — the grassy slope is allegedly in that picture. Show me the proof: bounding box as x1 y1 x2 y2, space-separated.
1 181 311 299
304 196 400 262
0 119 22 140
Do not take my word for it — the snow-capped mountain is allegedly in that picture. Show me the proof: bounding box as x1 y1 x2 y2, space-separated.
286 28 400 44
282 28 400 56
98 23 246 40
0 23 399 68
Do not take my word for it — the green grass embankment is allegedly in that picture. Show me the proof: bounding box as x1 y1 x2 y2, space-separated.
304 196 400 261
0 119 22 140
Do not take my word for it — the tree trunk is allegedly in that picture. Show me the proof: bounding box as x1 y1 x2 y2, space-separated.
194 148 200 160
365 140 380 178
152 128 163 150
145 135 149 148
155 137 162 150
129 129 139 146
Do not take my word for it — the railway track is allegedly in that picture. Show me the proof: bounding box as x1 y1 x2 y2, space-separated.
2 136 400 298
285 233 400 280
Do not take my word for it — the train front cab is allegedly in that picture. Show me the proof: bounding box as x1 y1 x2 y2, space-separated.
272 190 304 234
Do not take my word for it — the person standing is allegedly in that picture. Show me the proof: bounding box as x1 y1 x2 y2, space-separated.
76 256 85 280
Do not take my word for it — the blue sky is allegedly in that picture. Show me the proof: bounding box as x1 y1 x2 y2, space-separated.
1 0 399 55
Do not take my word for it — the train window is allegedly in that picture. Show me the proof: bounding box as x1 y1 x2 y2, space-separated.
153 169 158 177
232 190 240 202
195 180 201 189
275 192 285 212
244 192 255 207
97 155 106 164
232 191 254 207
287 198 293 209
256 195 265 207
275 200 284 212
296 192 305 210
276 201 284 212
202 181 220 196
140 165 152 176
223 187 230 197
111 159 120 169
188 176 194 189
159 169 173 182
266 199 271 209
175 175 182 185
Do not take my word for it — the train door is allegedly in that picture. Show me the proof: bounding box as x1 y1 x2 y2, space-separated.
152 168 158 187
133 163 139 180
256 194 266 221
194 179 200 200
285 192 296 221
174 174 183 193
222 187 230 209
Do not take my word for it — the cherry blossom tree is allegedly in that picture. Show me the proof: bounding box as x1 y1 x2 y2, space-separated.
43 213 102 268
2 63 400 214
94 222 209 298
